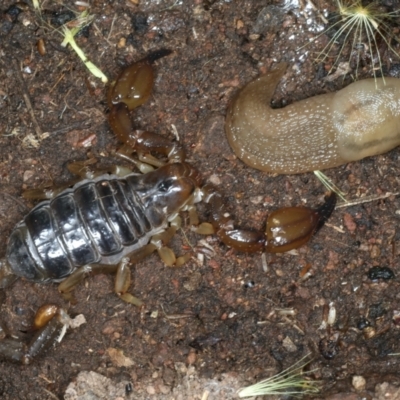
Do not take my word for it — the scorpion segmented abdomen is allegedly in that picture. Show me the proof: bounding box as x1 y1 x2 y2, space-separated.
7 176 156 282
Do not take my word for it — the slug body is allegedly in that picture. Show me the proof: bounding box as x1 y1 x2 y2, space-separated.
226 63 400 174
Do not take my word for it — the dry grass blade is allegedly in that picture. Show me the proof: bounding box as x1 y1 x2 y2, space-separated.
34 6 108 83
314 170 348 202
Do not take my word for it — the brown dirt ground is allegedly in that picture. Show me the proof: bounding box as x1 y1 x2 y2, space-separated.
1 0 400 399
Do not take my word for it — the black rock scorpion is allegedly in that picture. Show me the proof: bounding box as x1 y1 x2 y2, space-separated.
0 50 336 363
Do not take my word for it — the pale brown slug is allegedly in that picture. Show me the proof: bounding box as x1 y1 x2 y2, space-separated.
225 63 400 174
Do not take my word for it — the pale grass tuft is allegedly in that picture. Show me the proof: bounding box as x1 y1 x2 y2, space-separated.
32 0 40 11
237 354 319 398
310 0 400 83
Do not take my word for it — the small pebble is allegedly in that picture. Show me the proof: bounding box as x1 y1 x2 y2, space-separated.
282 336 297 352
159 384 170 394
187 350 196 365
367 266 395 281
369 245 381 259
352 375 366 391
356 318 370 330
343 213 357 232
146 385 156 395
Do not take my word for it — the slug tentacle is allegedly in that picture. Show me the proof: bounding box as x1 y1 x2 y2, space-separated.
225 63 400 174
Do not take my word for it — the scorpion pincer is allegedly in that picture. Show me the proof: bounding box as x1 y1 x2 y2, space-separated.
0 50 336 363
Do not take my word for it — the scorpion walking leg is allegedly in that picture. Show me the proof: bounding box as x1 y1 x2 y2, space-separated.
150 215 191 267
22 181 83 201
22 156 147 201
58 213 192 305
58 243 162 306
22 158 100 200
114 257 142 306
113 240 183 305
115 216 194 303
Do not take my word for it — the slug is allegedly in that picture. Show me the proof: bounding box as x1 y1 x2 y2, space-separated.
225 63 400 174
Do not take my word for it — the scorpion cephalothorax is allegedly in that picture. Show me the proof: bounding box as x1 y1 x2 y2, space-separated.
0 50 336 363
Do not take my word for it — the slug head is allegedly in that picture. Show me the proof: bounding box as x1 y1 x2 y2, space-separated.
333 78 400 162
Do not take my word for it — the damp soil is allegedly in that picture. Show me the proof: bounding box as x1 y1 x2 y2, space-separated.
1 1 400 399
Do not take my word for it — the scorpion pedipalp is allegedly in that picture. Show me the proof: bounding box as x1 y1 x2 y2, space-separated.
201 186 336 253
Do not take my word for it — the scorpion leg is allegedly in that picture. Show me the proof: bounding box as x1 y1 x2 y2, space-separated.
22 157 142 201
0 305 71 364
0 259 18 292
58 245 160 306
58 212 191 306
117 216 192 284
114 257 142 306
22 158 100 200
67 159 143 179
113 238 189 305
22 181 82 201
149 215 191 267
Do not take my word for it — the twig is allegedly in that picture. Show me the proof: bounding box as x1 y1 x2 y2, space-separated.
336 192 400 208
160 304 194 320
12 58 43 144
46 122 91 136
107 13 117 40
201 390 210 400
1 192 29 212
41 388 59 400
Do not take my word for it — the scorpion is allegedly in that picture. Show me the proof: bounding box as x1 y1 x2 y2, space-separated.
0 49 336 364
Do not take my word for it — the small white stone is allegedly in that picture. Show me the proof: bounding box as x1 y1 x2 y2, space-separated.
352 375 366 391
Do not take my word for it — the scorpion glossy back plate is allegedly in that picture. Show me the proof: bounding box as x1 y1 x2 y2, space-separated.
6 174 160 282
